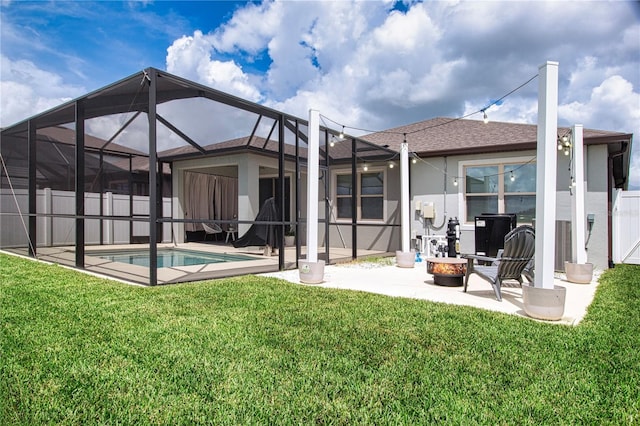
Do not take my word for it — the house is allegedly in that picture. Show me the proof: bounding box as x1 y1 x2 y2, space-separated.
360 118 633 270
0 67 633 284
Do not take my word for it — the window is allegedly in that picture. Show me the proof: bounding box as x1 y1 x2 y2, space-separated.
463 160 536 224
335 170 384 221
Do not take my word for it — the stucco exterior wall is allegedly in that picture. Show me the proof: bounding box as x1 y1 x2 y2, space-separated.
323 164 401 252
583 145 610 270
409 146 611 270
169 142 613 268
172 153 298 242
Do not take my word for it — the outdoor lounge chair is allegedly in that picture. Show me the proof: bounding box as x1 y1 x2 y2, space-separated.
493 249 535 283
202 223 223 241
462 225 535 301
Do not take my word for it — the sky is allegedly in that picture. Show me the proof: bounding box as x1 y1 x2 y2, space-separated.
1 0 639 189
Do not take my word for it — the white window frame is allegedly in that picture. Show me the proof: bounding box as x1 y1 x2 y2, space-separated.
458 156 536 228
332 167 387 223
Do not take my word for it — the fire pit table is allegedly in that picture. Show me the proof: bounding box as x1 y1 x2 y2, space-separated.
426 257 467 287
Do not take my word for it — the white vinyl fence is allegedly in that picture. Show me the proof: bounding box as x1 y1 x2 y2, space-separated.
612 189 640 265
0 188 171 248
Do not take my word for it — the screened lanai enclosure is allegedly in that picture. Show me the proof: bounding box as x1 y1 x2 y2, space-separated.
1 68 401 285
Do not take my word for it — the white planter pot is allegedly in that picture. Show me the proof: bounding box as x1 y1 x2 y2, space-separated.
299 260 325 284
564 262 594 284
396 250 416 268
522 284 567 321
284 236 295 247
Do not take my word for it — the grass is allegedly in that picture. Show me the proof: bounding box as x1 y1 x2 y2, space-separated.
339 255 396 267
1 253 639 425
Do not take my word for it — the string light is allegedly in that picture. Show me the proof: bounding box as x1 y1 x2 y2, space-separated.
330 136 335 147
317 72 540 185
563 129 579 191
363 163 368 171
404 152 534 190
557 131 572 155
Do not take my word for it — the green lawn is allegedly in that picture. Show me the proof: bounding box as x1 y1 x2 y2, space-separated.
1 253 639 425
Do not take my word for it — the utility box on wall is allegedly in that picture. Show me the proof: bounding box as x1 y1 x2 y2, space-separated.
474 214 517 257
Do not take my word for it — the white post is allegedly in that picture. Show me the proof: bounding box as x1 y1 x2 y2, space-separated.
400 142 410 253
43 187 52 246
105 191 114 245
571 124 588 264
534 61 559 289
306 109 320 263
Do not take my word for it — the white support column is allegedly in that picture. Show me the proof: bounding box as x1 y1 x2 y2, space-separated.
534 61 559 289
172 168 185 244
306 109 320 263
400 142 410 252
571 124 587 264
238 155 259 236
105 191 114 245
43 187 52 246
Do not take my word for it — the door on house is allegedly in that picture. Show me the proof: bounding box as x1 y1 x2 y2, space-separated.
259 177 290 222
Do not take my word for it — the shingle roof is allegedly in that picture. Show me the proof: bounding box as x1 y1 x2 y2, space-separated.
39 126 146 156
158 136 304 161
158 134 395 164
360 117 632 156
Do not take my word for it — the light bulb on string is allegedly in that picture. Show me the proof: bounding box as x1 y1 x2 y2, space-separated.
483 110 489 124
388 161 394 169
510 171 515 182
412 153 417 164
363 163 368 171
453 177 458 186
339 126 344 139
329 136 335 148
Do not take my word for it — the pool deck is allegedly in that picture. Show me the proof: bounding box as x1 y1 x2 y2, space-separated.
4 245 599 325
262 261 601 326
18 243 390 285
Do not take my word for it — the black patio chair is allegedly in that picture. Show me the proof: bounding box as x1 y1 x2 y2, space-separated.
462 225 535 301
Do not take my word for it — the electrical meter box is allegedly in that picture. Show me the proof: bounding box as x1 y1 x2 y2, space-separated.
422 202 435 219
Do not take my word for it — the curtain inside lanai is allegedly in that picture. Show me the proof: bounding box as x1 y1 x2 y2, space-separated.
184 171 238 232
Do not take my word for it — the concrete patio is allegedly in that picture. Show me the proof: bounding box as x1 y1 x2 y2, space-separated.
262 260 601 326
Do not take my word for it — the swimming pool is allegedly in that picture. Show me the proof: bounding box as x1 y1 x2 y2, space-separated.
93 248 255 268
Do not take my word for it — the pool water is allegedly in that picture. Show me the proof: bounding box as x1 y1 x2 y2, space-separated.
94 249 255 268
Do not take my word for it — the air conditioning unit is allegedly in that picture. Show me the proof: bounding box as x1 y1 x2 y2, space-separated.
474 214 517 257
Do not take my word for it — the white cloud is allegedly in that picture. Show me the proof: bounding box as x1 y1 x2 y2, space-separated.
560 75 640 189
166 30 262 102
209 1 281 54
0 55 83 127
372 5 439 53
559 76 639 132
2 1 638 188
